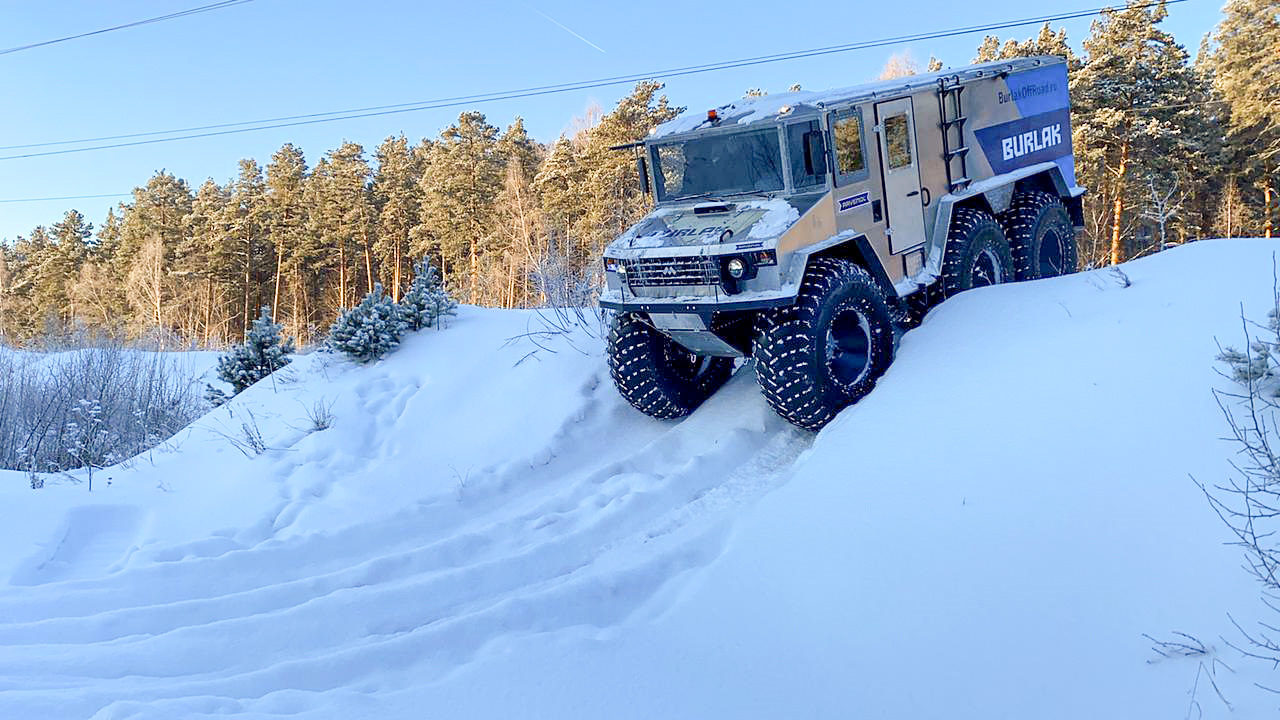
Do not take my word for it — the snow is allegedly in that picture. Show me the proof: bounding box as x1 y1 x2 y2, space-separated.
651 56 1057 139
3 239 1280 718
745 198 799 238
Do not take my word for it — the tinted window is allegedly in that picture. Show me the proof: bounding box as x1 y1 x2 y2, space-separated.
885 113 913 169
652 128 784 201
832 109 867 185
786 120 827 191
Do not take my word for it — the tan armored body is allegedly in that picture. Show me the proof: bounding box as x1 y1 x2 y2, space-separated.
601 56 1083 429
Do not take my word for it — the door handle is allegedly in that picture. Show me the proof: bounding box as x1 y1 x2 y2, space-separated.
905 190 920 197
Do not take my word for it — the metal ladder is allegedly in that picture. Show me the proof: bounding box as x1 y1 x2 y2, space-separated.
937 77 971 194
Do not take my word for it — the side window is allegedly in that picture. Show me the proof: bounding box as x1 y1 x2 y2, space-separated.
831 108 867 186
884 113 913 169
786 120 827 191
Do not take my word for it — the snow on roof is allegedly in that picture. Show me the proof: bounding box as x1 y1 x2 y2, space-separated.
651 56 1063 139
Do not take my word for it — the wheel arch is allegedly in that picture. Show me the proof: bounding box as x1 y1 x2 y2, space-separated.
796 231 899 301
924 162 1081 280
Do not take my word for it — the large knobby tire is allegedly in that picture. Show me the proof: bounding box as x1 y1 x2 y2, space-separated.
998 190 1078 281
754 258 896 431
941 207 1014 299
607 312 734 420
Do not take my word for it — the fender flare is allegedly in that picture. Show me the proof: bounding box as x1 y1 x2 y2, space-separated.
785 229 899 301
922 162 1084 282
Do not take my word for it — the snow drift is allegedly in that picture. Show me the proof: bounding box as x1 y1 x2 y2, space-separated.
2 238 1279 718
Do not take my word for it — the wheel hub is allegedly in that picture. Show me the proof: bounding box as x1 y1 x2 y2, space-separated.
971 248 1003 288
825 305 872 389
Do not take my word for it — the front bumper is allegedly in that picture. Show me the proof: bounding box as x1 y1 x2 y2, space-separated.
597 290 794 313
599 251 798 313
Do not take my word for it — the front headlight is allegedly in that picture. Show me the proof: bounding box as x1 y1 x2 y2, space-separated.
605 257 623 274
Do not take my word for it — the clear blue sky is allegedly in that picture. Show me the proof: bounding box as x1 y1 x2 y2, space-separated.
0 0 1225 243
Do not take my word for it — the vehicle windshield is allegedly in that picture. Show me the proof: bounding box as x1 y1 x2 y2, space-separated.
651 127 784 202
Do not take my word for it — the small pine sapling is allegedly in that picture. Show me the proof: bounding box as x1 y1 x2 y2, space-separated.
400 257 457 330
215 306 295 394
328 283 407 362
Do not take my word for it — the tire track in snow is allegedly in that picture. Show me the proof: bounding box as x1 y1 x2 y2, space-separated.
0 361 810 717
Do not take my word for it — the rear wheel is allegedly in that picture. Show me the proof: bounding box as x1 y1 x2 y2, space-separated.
940 207 1014 299
999 190 1077 280
607 312 734 419
754 258 896 431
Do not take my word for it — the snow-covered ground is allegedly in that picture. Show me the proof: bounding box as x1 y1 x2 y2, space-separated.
2 238 1279 718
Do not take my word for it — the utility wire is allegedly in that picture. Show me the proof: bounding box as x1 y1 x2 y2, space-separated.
0 193 130 204
0 1 255 56
0 0 1189 162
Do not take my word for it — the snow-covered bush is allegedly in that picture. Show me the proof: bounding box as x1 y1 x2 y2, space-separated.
215 306 295 395
1218 304 1280 389
1208 287 1280 661
0 344 205 478
400 257 457 331
328 284 406 363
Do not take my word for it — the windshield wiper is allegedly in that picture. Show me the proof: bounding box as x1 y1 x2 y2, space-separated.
674 189 776 203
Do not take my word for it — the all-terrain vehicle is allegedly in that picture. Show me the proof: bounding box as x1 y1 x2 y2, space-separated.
600 56 1084 429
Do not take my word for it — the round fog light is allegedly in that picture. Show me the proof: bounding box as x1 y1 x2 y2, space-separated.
727 257 747 279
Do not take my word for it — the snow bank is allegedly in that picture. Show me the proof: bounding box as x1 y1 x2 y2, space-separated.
3 240 1280 719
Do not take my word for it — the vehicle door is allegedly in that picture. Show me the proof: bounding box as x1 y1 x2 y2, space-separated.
873 97 926 253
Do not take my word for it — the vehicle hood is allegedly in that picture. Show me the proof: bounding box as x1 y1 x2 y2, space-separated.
607 199 801 255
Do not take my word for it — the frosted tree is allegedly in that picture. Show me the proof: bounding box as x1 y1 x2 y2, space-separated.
1071 0 1210 265
215 305 295 394
974 23 1078 67
421 112 503 306
400 257 456 331
1209 0 1280 237
877 51 919 80
265 143 310 337
373 134 423 301
328 283 406 362
64 399 115 491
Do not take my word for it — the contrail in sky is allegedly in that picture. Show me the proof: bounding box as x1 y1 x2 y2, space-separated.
527 5 607 54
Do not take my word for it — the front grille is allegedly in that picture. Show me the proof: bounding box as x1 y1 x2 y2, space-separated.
624 256 720 288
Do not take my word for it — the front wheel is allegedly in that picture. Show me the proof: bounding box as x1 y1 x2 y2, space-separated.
754 258 896 431
607 312 734 419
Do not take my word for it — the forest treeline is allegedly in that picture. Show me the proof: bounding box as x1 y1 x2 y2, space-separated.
1 0 1275 347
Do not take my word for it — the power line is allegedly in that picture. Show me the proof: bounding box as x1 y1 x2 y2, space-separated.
0 1 255 56
0 193 130 205
0 0 1190 162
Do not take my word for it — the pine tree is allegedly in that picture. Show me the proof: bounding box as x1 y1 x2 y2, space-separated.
215 305 295 394
265 143 312 341
227 159 273 339
373 134 423 301
400 257 456 330
310 143 374 311
182 179 231 344
327 283 405 362
421 112 503 305
878 51 920 79
1071 0 1210 264
974 23 1078 67
39 209 93 326
534 135 585 271
493 118 546 307
575 81 682 263
1209 0 1280 236
118 172 193 335
75 207 130 334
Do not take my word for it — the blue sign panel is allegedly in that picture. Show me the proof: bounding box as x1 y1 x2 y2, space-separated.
998 63 1069 117
974 107 1073 176
838 192 870 213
